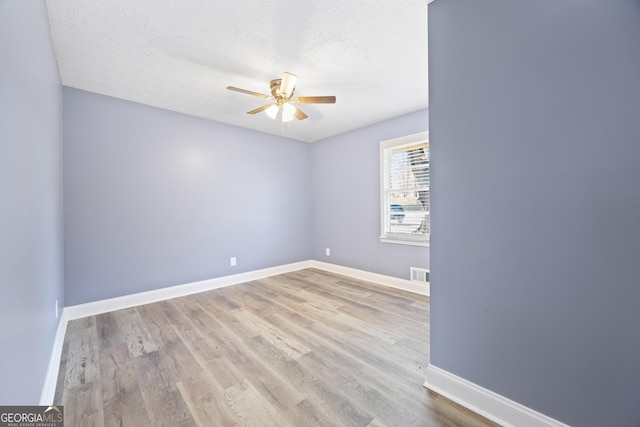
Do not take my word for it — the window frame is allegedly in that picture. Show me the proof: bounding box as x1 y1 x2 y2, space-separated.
379 131 430 247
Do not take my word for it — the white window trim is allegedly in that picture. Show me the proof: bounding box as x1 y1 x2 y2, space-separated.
379 131 430 247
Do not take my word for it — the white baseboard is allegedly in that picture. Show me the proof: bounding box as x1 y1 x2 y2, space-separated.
63 260 313 321
311 260 429 296
40 310 69 405
425 364 570 427
40 259 425 403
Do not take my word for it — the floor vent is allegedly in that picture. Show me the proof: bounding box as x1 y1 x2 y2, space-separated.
410 267 429 283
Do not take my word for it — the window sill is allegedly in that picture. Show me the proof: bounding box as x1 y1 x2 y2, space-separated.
379 237 430 247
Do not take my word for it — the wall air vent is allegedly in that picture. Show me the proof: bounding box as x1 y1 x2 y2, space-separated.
410 267 430 284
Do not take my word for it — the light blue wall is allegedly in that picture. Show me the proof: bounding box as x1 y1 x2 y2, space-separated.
0 1 64 404
429 1 640 426
310 109 429 279
64 90 428 305
63 88 312 305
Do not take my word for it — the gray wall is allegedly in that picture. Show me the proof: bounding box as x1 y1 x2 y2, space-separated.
64 87 312 305
0 1 64 404
429 1 640 426
310 109 429 279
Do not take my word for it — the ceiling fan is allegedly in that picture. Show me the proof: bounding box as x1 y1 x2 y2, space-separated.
226 72 336 121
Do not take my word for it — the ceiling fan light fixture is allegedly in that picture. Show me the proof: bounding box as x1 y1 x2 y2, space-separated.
280 72 298 98
227 72 336 122
281 102 295 122
265 104 279 119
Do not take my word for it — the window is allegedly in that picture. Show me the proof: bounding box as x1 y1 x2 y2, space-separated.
380 132 429 246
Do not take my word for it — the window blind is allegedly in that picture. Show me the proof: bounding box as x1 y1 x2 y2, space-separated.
380 132 429 245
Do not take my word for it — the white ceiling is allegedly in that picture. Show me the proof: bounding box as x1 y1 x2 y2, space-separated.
45 0 429 142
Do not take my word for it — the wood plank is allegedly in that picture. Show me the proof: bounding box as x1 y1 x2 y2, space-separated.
259 274 404 344
166 310 244 391
63 382 105 427
96 311 153 427
230 307 312 360
96 323 134 404
101 360 150 427
270 305 430 417
290 398 343 427
248 334 375 427
133 350 196 426
53 335 70 404
367 418 388 427
114 307 158 358
161 341 240 427
62 316 100 390
190 314 307 414
224 379 289 426
55 268 499 427
135 301 182 348
298 350 422 426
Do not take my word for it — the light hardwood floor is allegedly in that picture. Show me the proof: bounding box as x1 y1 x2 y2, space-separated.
54 268 498 426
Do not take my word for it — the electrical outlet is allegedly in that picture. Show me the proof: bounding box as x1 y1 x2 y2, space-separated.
230 257 237 266
55 300 59 319
325 248 331 256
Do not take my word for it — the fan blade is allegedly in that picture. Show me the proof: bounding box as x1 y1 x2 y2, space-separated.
227 86 271 99
280 72 298 98
293 105 308 120
294 96 336 104
247 104 275 114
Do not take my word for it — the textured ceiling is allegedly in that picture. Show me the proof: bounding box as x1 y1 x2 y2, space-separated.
46 0 429 142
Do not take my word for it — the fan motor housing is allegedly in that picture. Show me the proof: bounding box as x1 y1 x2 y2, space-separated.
270 78 294 99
